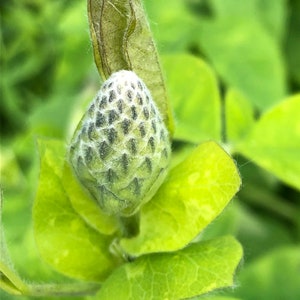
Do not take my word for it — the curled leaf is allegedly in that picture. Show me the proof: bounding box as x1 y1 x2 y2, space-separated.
87 0 174 134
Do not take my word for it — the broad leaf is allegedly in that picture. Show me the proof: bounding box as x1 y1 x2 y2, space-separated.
144 0 197 53
197 18 286 111
163 54 221 143
231 246 300 300
210 0 286 41
121 141 241 255
33 139 121 281
237 94 300 190
256 0 286 41
98 236 243 300
1 189 101 297
87 0 174 134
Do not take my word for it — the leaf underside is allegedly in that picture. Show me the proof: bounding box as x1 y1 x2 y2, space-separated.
87 0 174 135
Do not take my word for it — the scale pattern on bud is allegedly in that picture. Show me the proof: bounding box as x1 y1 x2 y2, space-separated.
69 70 171 216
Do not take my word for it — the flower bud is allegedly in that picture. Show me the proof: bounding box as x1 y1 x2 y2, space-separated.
69 71 171 216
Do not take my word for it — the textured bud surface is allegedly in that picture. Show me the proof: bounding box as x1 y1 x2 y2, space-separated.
69 70 171 216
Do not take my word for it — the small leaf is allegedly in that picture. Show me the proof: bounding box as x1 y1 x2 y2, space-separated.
225 88 255 145
237 94 300 190
87 0 174 135
121 141 241 255
163 54 221 143
33 138 121 281
97 236 243 300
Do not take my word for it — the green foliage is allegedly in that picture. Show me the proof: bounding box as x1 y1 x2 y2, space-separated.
33 139 120 281
1 0 300 299
146 0 288 111
231 246 300 300
98 236 242 300
0 0 91 138
30 136 241 296
121 141 240 255
197 18 286 110
225 89 255 143
162 54 221 143
237 94 300 190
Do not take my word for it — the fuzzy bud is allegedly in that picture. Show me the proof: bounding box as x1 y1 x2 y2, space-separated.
69 70 171 216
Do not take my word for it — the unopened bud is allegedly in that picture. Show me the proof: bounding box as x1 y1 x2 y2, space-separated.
69 71 171 216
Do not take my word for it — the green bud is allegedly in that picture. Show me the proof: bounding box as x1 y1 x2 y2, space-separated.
69 70 171 216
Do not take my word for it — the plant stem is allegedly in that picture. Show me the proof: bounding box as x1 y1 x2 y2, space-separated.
24 282 100 297
109 212 140 262
118 212 140 238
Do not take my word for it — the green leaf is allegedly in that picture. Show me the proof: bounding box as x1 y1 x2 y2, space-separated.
163 54 221 143
237 94 300 190
199 202 241 241
33 138 121 281
121 141 241 255
62 163 118 235
87 0 174 135
98 236 243 300
1 188 100 297
197 18 286 111
210 0 286 41
225 88 255 145
255 0 287 41
231 246 300 300
144 0 197 53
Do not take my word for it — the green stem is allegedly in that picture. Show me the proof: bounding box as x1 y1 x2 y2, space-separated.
24 282 100 297
118 212 140 238
239 183 297 221
109 213 140 262
0 262 100 297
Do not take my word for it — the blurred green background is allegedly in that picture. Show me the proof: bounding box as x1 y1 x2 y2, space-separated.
1 0 300 299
